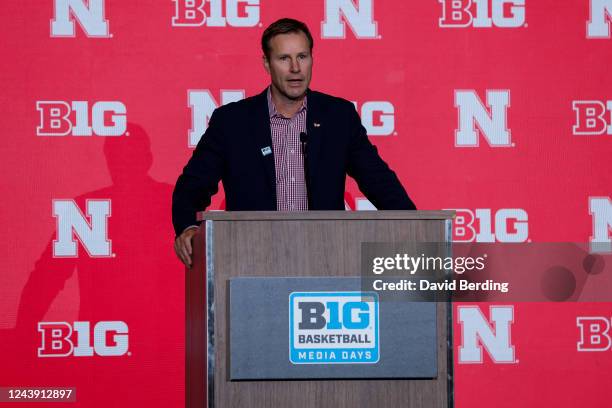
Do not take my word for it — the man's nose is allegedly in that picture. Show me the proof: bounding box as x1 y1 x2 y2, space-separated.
290 58 300 73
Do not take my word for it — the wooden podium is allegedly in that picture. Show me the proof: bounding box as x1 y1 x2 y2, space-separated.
186 211 454 408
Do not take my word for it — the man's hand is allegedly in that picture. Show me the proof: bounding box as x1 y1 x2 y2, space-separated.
174 227 199 268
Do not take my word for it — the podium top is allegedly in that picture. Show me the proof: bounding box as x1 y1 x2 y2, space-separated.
197 210 454 222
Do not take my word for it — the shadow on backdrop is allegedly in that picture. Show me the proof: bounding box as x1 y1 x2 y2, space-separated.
5 124 183 406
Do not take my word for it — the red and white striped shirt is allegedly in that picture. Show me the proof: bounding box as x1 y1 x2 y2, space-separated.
267 88 308 211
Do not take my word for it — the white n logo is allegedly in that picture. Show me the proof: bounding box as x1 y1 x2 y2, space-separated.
188 89 244 147
53 199 112 257
455 90 511 147
458 305 515 363
587 0 612 38
51 0 110 38
590 197 612 253
321 0 378 39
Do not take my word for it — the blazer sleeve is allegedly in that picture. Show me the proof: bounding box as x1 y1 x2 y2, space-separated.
172 108 226 236
345 102 417 210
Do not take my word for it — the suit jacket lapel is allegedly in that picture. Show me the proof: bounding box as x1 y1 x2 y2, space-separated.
306 89 324 186
250 89 277 201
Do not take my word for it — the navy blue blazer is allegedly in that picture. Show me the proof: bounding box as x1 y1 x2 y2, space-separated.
172 88 416 236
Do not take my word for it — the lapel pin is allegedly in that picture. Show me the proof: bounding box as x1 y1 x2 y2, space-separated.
314 122 321 128
261 146 272 156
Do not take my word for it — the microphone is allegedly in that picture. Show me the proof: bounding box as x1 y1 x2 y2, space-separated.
299 132 308 157
299 132 310 208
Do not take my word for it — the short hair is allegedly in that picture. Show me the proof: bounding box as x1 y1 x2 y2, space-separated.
261 18 313 60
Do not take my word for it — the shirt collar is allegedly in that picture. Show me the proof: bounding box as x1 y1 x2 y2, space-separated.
267 86 307 119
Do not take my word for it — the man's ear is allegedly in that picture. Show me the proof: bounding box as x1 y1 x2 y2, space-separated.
262 55 270 74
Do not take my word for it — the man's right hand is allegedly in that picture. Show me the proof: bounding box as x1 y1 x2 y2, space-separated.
174 227 199 268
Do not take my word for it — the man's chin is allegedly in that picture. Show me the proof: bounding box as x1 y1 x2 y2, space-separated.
272 83 308 101
285 88 307 100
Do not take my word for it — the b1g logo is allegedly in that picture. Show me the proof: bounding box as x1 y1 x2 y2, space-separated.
37 101 127 137
577 317 612 351
455 90 512 147
51 0 110 38
172 0 260 27
321 0 379 39
439 0 526 28
572 100 612 135
188 89 245 147
587 0 612 38
457 305 516 363
38 321 128 357
590 197 612 253
289 292 379 364
352 101 395 136
53 199 112 257
448 208 529 242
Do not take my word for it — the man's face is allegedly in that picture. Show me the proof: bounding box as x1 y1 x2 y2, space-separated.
264 31 312 101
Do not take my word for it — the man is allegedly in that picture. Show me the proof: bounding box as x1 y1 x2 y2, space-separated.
173 18 416 267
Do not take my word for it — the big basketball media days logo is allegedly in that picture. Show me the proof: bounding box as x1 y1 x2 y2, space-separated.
438 0 526 28
577 316 612 351
454 90 512 147
51 0 110 38
38 321 129 357
36 101 127 137
187 90 396 147
573 100 612 136
52 199 112 258
289 292 379 364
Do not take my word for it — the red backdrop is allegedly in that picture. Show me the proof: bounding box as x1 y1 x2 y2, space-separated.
1 0 611 407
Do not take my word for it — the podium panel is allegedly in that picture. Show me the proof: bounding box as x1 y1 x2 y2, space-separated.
230 277 437 380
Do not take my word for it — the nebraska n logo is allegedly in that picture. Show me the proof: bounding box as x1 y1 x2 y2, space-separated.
587 0 612 38
53 199 112 258
455 90 512 147
457 305 516 363
188 89 245 147
51 0 110 38
321 0 378 39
